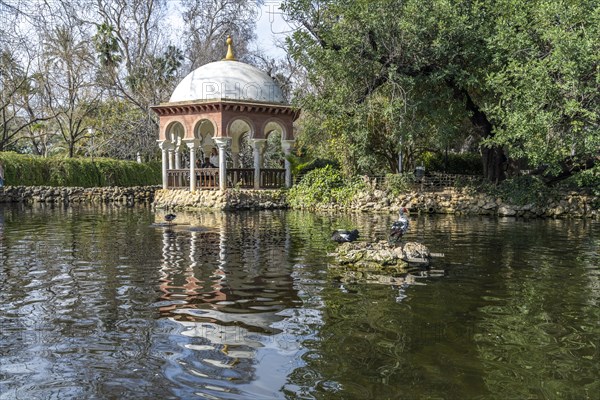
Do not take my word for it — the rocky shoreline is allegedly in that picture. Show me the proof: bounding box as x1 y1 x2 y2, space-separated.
301 187 599 219
0 185 597 218
0 185 159 206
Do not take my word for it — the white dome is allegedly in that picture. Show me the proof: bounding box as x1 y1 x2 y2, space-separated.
169 60 285 104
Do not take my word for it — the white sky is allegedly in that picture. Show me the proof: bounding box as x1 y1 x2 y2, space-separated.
165 0 295 60
255 1 296 59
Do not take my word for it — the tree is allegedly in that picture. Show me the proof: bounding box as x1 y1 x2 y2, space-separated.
84 99 149 160
482 0 599 183
0 49 55 152
91 0 176 160
92 22 122 71
42 25 100 157
282 0 599 183
180 0 259 68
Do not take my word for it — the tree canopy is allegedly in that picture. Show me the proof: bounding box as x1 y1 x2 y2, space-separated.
0 0 597 186
282 0 599 182
0 0 262 160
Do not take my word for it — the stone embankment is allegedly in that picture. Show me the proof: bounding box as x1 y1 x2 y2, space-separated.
0 186 159 206
1 185 596 218
153 188 287 210
303 187 599 219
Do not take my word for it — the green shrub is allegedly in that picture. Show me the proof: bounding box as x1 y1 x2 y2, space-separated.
0 152 160 187
563 166 600 195
288 165 366 208
384 173 415 196
484 175 557 206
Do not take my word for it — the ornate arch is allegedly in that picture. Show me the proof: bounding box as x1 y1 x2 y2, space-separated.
192 118 217 140
164 120 185 143
261 117 288 140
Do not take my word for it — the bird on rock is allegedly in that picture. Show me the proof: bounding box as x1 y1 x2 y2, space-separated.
390 207 410 244
164 213 177 224
331 229 359 243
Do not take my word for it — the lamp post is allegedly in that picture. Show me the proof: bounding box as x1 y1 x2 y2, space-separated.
398 137 403 173
88 127 95 162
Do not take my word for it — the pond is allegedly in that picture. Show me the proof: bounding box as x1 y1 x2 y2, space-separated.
0 205 598 399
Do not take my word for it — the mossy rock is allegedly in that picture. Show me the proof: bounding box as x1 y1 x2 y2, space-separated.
329 240 432 283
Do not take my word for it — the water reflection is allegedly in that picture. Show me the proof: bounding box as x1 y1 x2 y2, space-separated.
150 211 306 398
0 205 598 399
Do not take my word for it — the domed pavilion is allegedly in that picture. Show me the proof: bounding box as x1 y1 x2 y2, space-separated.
152 37 299 191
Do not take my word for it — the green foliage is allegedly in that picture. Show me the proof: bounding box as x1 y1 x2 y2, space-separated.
420 152 483 175
484 0 600 170
563 165 600 198
484 176 557 206
384 173 414 196
0 152 160 187
284 0 599 181
126 45 183 91
288 154 340 177
93 23 122 69
288 165 366 208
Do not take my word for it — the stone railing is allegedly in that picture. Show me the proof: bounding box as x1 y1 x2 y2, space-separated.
166 168 285 190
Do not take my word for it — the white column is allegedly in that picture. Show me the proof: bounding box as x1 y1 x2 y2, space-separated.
214 137 231 192
185 139 201 192
158 140 173 190
175 145 182 169
282 140 295 188
168 149 175 170
251 139 267 189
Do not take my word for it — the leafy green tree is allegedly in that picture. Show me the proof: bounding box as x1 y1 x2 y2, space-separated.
283 0 599 183
85 99 149 160
482 0 599 183
92 22 122 72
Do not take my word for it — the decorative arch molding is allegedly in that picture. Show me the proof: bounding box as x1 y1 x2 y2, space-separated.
192 118 217 140
225 116 256 139
261 117 288 140
164 120 186 143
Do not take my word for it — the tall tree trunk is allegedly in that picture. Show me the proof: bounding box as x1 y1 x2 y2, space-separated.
463 91 506 183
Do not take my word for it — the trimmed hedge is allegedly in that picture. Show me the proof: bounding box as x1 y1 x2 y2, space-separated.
0 152 161 187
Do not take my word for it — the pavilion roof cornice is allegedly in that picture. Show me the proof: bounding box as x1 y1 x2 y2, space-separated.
151 99 300 120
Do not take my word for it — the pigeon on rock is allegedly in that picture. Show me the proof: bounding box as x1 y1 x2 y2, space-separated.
331 229 360 243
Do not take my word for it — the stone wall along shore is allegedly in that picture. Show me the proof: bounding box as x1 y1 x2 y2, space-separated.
1 185 597 218
153 188 288 211
0 186 160 206
309 187 598 219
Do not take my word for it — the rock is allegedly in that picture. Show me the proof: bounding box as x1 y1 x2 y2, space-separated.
329 240 433 283
483 202 497 210
403 242 431 260
498 206 517 216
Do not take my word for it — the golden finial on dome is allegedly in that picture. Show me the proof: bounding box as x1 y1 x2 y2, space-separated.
224 35 235 61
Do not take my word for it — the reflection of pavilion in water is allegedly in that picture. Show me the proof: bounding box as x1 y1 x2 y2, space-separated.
156 211 303 392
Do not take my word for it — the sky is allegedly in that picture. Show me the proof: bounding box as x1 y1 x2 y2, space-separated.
165 0 295 60
255 1 296 59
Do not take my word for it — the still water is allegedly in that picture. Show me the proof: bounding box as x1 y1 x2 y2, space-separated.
0 204 598 399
